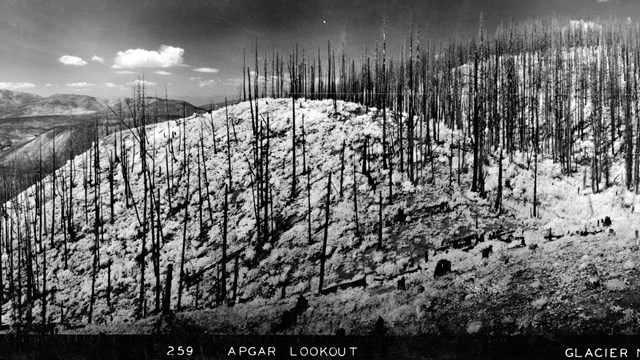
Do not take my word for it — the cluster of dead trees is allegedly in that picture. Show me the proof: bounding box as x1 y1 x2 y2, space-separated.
3 14 640 328
0 82 236 327
243 17 640 213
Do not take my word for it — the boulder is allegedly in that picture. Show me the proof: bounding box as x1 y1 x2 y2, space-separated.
466 321 482 334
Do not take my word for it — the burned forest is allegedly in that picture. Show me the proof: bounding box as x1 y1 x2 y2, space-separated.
2 16 640 336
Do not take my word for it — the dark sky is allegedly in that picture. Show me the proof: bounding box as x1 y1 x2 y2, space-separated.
0 0 636 104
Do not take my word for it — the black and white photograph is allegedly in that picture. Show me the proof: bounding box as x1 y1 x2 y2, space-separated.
2 0 640 358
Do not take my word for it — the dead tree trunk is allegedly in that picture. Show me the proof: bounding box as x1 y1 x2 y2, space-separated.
318 172 332 294
162 264 173 315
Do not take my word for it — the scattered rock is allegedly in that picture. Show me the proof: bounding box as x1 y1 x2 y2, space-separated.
606 279 626 292
585 264 600 289
0 137 10 150
501 316 514 325
623 260 635 270
593 307 608 320
516 315 531 330
533 312 544 324
530 280 541 289
416 303 429 319
466 321 482 334
603 216 612 227
531 297 548 310
622 309 635 323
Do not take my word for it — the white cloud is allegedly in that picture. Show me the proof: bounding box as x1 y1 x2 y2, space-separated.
91 55 105 63
197 79 217 87
104 82 128 91
59 55 88 66
189 76 217 87
67 82 95 87
113 45 184 68
115 70 136 74
154 71 172 75
222 77 243 87
126 80 157 87
0 82 36 90
193 67 219 73
45 83 56 87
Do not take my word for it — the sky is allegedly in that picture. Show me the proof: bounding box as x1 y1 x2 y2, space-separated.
0 0 637 105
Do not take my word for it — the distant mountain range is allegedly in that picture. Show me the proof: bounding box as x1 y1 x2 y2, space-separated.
0 90 213 119
137 96 206 117
0 90 210 177
0 90 107 118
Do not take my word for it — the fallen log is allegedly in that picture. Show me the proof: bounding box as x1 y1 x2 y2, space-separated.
374 266 422 282
424 201 450 215
489 230 515 242
544 228 564 241
320 276 367 295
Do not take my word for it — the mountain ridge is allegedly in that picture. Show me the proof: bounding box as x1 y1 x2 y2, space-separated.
0 90 209 119
0 90 107 118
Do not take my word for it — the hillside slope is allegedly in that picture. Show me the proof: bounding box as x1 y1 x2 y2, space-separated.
2 98 413 326
3 98 640 335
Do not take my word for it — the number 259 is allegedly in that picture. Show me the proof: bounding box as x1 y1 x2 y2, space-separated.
167 346 193 356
